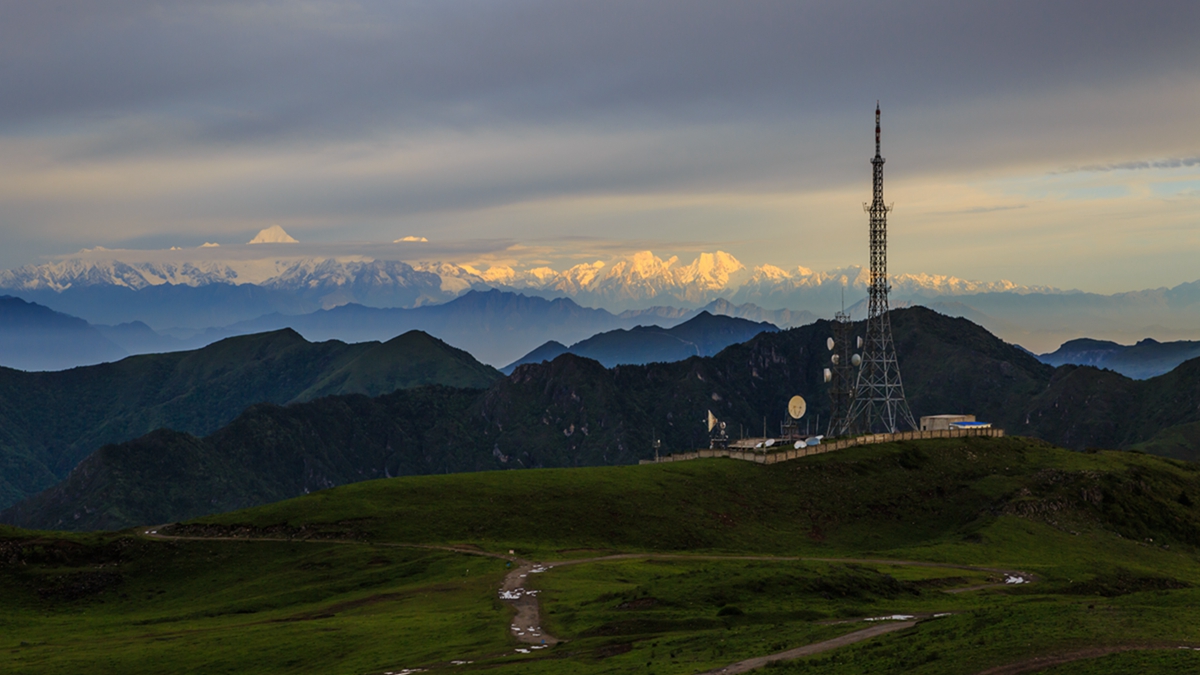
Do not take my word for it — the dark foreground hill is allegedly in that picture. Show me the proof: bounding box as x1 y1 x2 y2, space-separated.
1 386 479 531
0 329 500 509
8 305 1200 532
11 306 1200 531
502 311 777 373
6 437 1200 674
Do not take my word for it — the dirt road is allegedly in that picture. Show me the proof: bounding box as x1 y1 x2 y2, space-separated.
696 620 918 674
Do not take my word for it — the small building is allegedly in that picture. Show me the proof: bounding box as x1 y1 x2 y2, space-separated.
920 414 975 431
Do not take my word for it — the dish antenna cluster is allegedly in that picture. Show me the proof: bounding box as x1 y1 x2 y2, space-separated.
706 410 729 449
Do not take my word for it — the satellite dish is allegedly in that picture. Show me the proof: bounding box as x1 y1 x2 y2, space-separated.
857 336 864 348
706 410 718 433
831 354 840 365
794 440 803 449
851 354 862 367
764 439 775 448
823 368 832 383
826 337 835 351
788 395 807 420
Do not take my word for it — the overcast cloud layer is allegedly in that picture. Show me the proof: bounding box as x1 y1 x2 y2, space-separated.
1 1 1198 292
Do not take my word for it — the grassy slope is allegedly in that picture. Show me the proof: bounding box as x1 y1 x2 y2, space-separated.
7 437 1200 673
1133 421 1200 462
0 329 500 509
188 436 1200 560
0 529 511 675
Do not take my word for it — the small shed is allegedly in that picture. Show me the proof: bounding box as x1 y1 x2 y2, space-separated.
920 414 976 431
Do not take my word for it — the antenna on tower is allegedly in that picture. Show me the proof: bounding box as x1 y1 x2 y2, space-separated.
843 103 917 435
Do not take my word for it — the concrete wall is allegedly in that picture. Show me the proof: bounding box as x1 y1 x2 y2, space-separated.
639 427 1006 466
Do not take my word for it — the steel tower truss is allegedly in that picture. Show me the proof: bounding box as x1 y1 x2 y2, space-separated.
846 104 917 434
826 308 856 436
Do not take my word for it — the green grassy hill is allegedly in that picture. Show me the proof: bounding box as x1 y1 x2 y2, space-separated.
5 436 1200 674
0 329 501 509
185 435 1200 557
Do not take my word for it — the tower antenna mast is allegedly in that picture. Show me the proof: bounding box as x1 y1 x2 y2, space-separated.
843 103 917 434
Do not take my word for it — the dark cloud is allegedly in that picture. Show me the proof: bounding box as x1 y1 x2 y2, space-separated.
3 1 1197 139
2 1 1198 280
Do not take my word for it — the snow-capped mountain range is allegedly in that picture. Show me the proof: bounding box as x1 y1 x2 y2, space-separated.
0 250 1060 314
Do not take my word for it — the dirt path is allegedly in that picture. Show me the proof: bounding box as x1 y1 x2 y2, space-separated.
696 620 918 674
500 560 558 645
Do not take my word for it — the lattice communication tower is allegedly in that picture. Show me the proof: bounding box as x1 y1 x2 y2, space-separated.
825 306 856 437
845 104 917 434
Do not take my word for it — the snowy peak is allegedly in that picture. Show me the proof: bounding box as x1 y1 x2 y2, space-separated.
675 251 746 289
248 225 299 244
0 259 241 291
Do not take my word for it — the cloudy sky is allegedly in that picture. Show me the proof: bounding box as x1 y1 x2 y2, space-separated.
2 0 1198 292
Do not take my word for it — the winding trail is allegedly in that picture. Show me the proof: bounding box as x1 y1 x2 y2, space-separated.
141 529 1035 670
696 619 919 674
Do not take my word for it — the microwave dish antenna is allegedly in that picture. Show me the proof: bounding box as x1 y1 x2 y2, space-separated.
788 395 807 420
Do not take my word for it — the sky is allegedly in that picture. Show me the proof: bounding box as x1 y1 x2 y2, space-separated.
1 0 1198 293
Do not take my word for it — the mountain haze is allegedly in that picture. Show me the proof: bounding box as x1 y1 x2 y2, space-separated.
0 296 126 371
1039 337 1200 379
502 311 777 373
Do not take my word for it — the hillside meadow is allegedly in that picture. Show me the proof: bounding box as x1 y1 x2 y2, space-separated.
5 436 1200 673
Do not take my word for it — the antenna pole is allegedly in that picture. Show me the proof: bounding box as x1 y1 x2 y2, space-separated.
844 103 917 435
